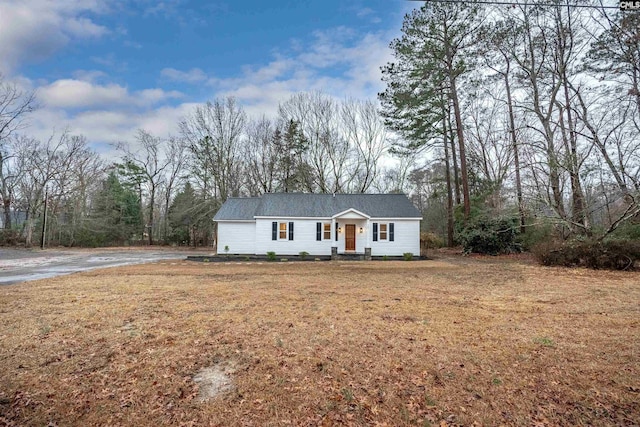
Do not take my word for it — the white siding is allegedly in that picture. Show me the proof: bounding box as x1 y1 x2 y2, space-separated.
220 218 420 256
256 219 334 256
369 219 420 256
217 222 256 254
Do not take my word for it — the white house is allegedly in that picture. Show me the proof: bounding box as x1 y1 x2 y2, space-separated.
213 193 422 257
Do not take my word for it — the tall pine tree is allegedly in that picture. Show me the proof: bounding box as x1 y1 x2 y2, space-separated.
380 2 483 220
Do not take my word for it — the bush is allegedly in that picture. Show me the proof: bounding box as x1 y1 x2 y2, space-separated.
403 252 413 261
457 216 521 255
609 222 640 241
66 228 107 248
299 251 309 260
0 229 23 246
532 239 640 270
518 222 553 251
420 232 443 249
266 251 276 261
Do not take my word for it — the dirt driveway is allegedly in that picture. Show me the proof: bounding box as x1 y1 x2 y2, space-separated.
0 247 210 285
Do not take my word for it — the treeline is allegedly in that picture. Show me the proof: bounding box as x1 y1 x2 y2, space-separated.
0 91 403 248
1 1 639 256
380 1 639 253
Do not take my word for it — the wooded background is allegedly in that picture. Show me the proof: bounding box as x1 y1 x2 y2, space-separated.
0 1 638 252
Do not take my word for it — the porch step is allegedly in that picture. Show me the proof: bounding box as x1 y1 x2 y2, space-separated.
336 253 365 261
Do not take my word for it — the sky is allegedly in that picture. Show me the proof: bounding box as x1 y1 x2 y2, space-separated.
0 0 415 155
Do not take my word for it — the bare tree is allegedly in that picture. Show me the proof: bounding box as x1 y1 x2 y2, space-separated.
179 97 246 202
340 99 389 193
243 116 279 195
465 89 513 210
279 92 346 193
15 132 87 246
159 136 187 241
0 76 36 229
117 129 173 245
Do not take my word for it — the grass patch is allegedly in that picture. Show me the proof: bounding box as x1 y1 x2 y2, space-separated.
533 336 555 347
0 257 638 425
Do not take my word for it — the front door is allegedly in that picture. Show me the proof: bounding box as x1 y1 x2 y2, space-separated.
345 224 356 251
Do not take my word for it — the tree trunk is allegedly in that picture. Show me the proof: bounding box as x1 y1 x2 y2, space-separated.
442 111 455 247
2 197 11 229
562 81 587 231
504 72 525 233
448 75 471 220
446 102 461 205
148 185 155 246
24 216 33 247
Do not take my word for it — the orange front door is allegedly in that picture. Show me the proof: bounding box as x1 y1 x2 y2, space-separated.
345 224 356 251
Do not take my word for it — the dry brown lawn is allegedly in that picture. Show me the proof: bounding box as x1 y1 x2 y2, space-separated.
0 256 638 426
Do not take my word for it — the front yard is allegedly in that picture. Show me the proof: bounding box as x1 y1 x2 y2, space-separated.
0 256 638 426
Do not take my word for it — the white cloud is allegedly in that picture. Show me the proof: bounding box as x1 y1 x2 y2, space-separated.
212 27 393 118
13 21 397 160
71 69 108 82
161 67 208 83
137 88 183 104
28 100 198 159
37 79 182 109
0 0 110 73
355 7 382 24
39 80 127 108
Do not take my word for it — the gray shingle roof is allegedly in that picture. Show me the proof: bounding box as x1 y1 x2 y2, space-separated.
213 197 262 220
214 193 421 220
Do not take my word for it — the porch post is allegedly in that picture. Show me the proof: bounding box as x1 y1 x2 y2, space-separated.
331 217 337 256
365 218 371 260
366 218 370 248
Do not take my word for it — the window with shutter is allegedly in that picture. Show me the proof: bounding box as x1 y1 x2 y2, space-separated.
380 223 388 240
323 223 331 240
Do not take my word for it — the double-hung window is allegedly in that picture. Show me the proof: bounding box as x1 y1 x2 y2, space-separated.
316 222 332 241
272 221 294 240
373 222 395 242
380 223 388 240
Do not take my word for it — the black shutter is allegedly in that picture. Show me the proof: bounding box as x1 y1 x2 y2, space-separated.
389 223 395 242
272 222 277 240
335 222 339 241
289 222 294 240
316 222 321 241
373 223 378 242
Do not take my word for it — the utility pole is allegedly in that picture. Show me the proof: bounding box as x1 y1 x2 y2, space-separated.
40 188 48 250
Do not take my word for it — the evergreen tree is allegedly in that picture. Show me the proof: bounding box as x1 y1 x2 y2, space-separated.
275 119 309 192
379 2 483 220
168 182 214 246
90 172 142 245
